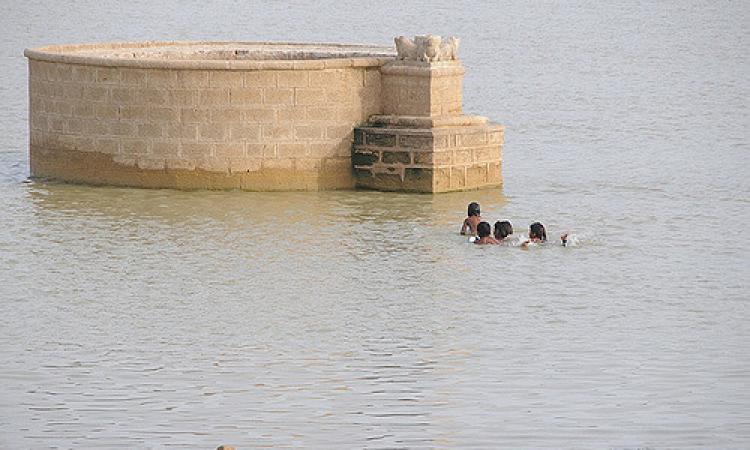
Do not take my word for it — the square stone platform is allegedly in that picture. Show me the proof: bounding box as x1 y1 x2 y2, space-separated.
353 120 503 193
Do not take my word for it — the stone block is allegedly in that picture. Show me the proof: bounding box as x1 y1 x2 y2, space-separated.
96 67 119 84
262 124 293 141
450 166 466 189
198 89 229 106
95 104 119 120
246 143 274 158
294 125 325 140
230 88 263 105
263 88 294 105
214 142 244 158
120 69 148 86
263 158 293 170
460 132 487 147
295 88 326 105
180 142 210 157
352 150 378 166
151 140 179 157
137 123 163 138
414 151 451 165
167 89 197 108
178 71 210 88
229 157 262 173
121 138 150 155
120 105 149 121
472 146 497 163
466 164 487 187
294 158 321 171
399 134 432 150
326 125 352 140
96 138 120 155
309 70 343 89
147 70 178 87
366 133 396 147
245 108 277 123
453 149 472 165
364 68 380 87
276 71 309 88
166 158 196 171
111 122 135 136
81 86 109 102
211 108 243 123
210 71 243 87
148 107 179 122
277 108 306 122
277 143 307 158
197 123 226 141
229 123 260 142
244 71 277 87
196 156 230 172
306 106 338 121
382 151 411 164
166 124 197 140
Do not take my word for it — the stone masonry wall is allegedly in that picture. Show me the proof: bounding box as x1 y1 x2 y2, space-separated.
28 58 383 190
353 125 504 192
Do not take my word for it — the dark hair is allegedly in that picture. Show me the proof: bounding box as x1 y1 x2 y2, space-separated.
494 221 513 239
477 221 491 238
468 202 480 217
529 222 547 241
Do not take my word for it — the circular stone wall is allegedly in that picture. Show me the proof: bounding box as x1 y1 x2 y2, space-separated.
25 41 395 190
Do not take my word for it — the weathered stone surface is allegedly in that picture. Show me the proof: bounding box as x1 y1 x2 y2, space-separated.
394 35 460 62
352 124 503 193
25 39 502 192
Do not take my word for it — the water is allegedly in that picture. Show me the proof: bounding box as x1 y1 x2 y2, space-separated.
1 1 748 448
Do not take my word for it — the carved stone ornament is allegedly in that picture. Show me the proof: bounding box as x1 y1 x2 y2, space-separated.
394 35 460 62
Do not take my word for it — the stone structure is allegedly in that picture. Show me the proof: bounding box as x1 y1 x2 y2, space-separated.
352 35 503 192
25 39 503 192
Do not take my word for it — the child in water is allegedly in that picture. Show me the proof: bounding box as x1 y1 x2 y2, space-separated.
474 221 500 245
521 222 569 247
460 202 482 236
493 220 514 242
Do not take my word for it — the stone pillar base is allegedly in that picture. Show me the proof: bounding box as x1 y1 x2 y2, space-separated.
352 118 503 193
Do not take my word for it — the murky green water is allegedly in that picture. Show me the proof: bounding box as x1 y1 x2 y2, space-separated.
1 1 748 448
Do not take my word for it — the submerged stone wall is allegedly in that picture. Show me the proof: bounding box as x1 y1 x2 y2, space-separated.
25 39 504 192
26 42 389 190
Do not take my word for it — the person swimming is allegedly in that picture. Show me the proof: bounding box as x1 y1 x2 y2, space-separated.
521 222 569 247
474 221 501 245
493 220 514 242
460 202 482 236
528 222 547 243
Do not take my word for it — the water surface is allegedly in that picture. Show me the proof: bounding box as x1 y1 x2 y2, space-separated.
0 1 748 448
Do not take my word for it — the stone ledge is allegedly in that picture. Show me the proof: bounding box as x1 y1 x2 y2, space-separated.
25 41 396 71
380 60 465 77
367 114 488 129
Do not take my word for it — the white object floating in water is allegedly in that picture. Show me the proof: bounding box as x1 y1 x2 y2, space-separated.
468 236 477 243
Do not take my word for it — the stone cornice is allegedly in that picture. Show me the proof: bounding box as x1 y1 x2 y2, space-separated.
24 40 396 70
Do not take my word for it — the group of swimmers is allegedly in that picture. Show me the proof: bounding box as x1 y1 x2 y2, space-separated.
460 202 569 247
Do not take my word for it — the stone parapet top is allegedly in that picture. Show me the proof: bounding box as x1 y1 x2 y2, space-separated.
380 60 465 77
25 41 396 71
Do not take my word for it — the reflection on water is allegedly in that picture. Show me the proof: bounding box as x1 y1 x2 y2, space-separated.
1 0 749 448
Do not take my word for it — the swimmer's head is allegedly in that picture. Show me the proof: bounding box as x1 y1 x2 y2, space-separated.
467 202 480 217
529 222 547 242
494 221 513 239
477 221 491 238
